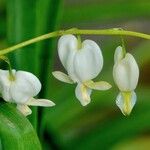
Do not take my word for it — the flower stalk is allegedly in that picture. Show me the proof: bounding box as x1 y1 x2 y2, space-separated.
0 28 149 55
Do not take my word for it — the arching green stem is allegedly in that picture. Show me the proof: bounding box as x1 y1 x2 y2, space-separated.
0 56 15 80
0 28 150 55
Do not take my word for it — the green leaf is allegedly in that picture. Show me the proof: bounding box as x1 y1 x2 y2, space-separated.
36 0 63 97
0 102 41 150
36 0 63 137
6 0 39 128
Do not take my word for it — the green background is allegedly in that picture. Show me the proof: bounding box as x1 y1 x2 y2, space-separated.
0 0 150 149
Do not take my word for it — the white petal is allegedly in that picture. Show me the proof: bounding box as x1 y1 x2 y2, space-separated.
58 35 78 82
75 83 92 106
0 69 16 102
10 71 41 104
113 53 139 91
26 97 55 107
16 104 32 116
114 46 124 63
84 80 112 90
52 71 74 84
73 40 103 82
116 91 136 116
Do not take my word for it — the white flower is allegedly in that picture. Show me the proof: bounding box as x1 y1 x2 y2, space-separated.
0 69 55 116
52 34 111 106
113 46 139 115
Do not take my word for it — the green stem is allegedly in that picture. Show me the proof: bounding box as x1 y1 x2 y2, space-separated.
77 35 82 49
121 36 126 55
0 56 15 80
0 28 150 55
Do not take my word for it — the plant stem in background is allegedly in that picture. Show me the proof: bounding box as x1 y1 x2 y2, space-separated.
35 0 63 149
6 0 38 129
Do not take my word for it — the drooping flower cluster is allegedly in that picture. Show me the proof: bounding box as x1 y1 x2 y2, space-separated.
0 69 55 116
113 46 139 115
0 35 140 117
53 34 112 106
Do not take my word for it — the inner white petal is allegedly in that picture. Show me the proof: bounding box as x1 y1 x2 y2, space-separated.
75 83 92 106
116 91 136 116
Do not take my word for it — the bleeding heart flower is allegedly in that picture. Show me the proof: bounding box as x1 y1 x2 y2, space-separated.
113 46 139 115
0 69 55 116
52 34 111 106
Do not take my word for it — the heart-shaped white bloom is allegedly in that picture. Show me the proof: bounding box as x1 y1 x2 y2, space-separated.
113 46 139 115
113 50 139 91
0 69 55 116
53 35 111 106
58 35 103 82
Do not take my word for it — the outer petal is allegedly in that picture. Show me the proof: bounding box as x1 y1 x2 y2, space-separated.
116 91 136 116
84 80 112 90
113 53 139 91
10 71 41 104
73 40 103 82
58 35 78 82
26 97 55 107
114 46 124 63
52 71 74 84
0 69 16 102
75 83 92 106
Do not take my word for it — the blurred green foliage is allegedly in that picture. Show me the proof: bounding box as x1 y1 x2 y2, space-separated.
0 0 150 150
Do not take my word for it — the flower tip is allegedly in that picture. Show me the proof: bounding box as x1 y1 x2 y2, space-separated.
122 109 132 116
107 83 112 89
80 100 90 107
52 71 57 77
48 101 56 107
52 71 55 75
114 46 124 63
38 99 56 107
